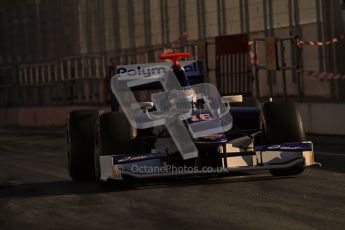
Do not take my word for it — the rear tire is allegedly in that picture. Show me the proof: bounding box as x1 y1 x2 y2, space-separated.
98 112 135 155
257 100 306 176
66 109 98 181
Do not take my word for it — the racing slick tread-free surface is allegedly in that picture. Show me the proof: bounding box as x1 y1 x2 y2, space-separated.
261 99 305 145
67 109 98 181
260 99 306 176
99 112 136 155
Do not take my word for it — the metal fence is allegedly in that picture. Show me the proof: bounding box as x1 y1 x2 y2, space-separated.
0 56 107 107
0 44 200 108
0 36 343 108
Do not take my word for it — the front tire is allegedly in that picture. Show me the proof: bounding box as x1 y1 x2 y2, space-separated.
94 112 136 185
269 160 305 176
258 100 306 176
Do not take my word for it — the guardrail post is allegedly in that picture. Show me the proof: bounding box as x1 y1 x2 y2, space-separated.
35 66 39 84
60 61 64 81
253 40 260 98
88 57 92 78
74 58 79 79
279 40 288 98
80 57 85 78
95 57 100 78
295 37 304 102
67 60 71 80
102 56 106 78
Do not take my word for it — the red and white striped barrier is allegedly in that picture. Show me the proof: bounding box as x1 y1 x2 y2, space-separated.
297 34 345 81
247 41 257 64
299 70 345 81
247 34 345 77
248 50 257 64
297 33 345 46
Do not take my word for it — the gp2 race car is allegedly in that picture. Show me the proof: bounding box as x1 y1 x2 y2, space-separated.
66 52 315 184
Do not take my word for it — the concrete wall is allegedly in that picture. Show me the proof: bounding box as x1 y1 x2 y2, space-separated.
185 0 198 40
106 0 339 99
0 104 344 136
0 0 331 63
0 106 110 127
1 0 345 128
298 103 345 135
1 0 334 99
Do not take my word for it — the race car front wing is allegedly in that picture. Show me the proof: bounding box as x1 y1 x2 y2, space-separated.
98 142 315 181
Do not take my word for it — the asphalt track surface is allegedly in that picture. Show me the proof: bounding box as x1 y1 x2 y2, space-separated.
0 127 345 230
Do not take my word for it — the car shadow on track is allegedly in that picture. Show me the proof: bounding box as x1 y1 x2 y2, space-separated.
0 173 293 199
